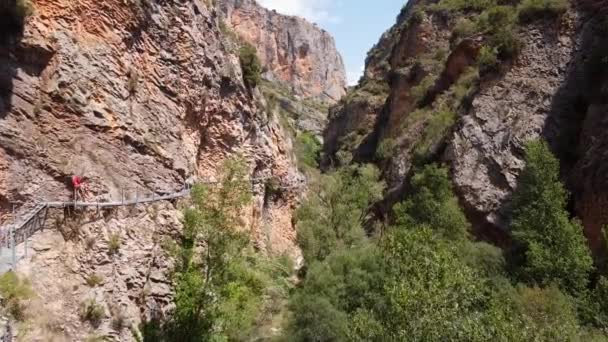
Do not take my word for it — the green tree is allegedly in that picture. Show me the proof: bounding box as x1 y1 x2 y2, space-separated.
510 140 593 294
296 164 385 263
393 164 470 241
373 227 491 341
286 244 387 342
295 132 321 170
148 158 292 341
485 284 583 341
239 43 262 88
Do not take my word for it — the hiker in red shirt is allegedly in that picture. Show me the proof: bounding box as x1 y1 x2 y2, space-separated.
72 175 90 201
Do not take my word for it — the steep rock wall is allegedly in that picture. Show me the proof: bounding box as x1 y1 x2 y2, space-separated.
0 0 306 339
218 0 347 104
324 1 608 248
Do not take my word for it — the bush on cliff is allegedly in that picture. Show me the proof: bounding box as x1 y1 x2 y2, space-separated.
239 43 262 89
518 0 569 23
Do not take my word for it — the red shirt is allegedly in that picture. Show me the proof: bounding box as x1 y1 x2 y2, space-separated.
72 176 83 188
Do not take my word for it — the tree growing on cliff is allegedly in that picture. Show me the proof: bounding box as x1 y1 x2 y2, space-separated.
239 42 262 89
150 158 291 341
509 140 593 294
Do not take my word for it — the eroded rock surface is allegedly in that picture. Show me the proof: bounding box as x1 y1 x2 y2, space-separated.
323 1 608 248
0 0 309 339
218 0 347 104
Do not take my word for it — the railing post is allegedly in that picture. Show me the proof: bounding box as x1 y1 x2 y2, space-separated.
11 205 16 270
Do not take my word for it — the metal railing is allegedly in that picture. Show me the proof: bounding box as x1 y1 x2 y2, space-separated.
0 175 304 272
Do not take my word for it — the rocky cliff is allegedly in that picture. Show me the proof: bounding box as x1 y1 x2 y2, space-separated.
217 0 347 105
0 0 307 339
324 0 608 249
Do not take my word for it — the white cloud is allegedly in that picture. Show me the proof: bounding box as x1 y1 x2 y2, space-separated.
257 0 341 24
347 65 364 86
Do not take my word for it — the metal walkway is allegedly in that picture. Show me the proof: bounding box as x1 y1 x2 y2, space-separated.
0 187 194 273
0 175 303 273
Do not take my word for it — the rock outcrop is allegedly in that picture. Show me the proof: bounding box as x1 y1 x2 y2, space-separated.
324 0 608 248
218 0 347 104
0 0 310 339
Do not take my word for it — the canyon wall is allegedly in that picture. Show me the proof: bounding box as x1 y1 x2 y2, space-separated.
324 0 608 249
0 0 310 339
218 0 347 104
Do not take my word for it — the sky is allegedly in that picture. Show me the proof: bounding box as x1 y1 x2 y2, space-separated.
257 0 406 85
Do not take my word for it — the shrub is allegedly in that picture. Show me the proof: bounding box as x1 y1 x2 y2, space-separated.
239 43 262 88
108 233 121 256
453 18 479 38
518 0 568 23
15 0 33 18
429 0 496 12
264 177 282 199
411 106 456 162
479 5 517 32
376 138 397 160
475 5 521 60
85 335 107 342
477 45 499 72
79 299 105 328
451 67 479 104
0 272 33 321
296 164 384 263
295 132 321 170
393 164 470 241
490 28 521 60
410 74 436 104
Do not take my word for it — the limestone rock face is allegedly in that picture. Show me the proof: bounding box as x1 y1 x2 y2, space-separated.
0 0 308 339
323 1 608 248
218 0 347 104
448 20 579 230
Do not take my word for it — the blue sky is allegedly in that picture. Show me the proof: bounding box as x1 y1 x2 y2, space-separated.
257 0 406 85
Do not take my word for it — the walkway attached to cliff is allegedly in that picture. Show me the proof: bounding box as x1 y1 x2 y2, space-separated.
0 176 301 273
0 187 194 274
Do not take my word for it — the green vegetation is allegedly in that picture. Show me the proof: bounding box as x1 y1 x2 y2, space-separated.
239 43 262 89
79 299 105 328
429 0 497 12
342 78 390 104
410 74 436 105
394 164 470 241
412 106 456 163
0 272 33 321
143 158 292 341
16 0 33 17
148 134 608 340
283 156 606 340
296 164 385 263
518 0 569 23
509 140 593 294
478 45 499 72
295 132 321 170
376 137 397 160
